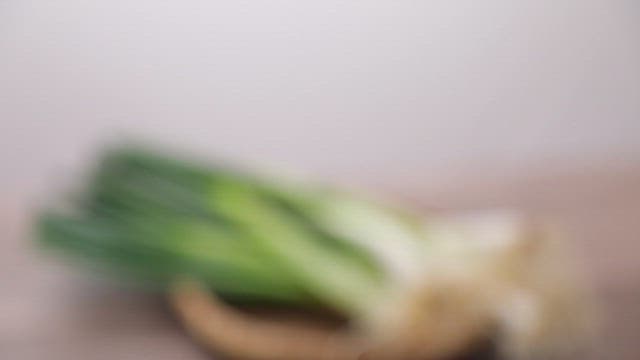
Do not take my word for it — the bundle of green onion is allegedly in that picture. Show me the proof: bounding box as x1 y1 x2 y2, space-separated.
37 146 590 359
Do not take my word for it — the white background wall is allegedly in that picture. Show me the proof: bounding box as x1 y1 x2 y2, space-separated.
1 1 639 196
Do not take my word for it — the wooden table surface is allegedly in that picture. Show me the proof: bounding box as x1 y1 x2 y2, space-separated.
2 165 639 359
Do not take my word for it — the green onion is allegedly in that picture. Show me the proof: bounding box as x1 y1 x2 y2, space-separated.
36 145 590 359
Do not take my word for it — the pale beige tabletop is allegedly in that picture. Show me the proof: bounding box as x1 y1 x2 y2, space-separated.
2 165 639 359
